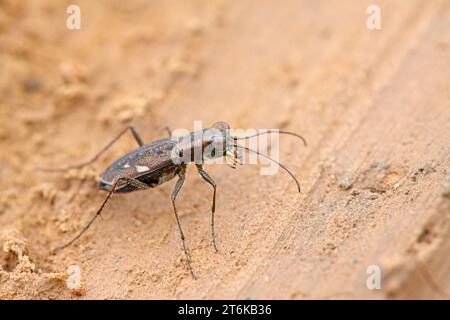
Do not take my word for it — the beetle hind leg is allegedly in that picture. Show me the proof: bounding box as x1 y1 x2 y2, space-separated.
38 125 144 172
54 177 150 252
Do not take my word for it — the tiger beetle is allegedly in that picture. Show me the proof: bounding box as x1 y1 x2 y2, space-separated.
41 122 306 278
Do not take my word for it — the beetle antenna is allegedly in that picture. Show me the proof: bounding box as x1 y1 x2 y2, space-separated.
235 145 301 193
233 130 307 147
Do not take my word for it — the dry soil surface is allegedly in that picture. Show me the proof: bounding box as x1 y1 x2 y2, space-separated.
0 0 449 299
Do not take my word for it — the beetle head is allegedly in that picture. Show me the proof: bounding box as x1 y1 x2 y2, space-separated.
202 122 242 165
172 121 242 165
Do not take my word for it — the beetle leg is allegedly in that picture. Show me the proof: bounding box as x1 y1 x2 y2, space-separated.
54 177 149 252
164 126 173 137
171 165 195 278
128 125 145 146
196 164 218 252
37 125 144 172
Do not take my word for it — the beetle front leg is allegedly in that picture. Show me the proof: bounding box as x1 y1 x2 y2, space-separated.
196 164 218 252
171 165 195 278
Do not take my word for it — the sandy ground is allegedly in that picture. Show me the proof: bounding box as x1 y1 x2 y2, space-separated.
0 0 449 299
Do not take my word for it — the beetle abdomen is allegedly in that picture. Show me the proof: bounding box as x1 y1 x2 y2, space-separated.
137 165 178 187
